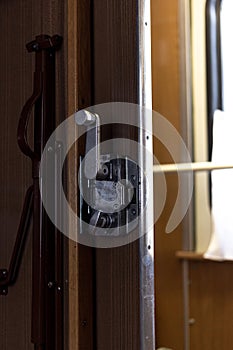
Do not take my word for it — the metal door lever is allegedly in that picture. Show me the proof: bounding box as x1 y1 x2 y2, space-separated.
75 110 100 179
76 110 142 236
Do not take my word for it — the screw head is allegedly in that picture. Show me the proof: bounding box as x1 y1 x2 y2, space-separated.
131 208 136 215
32 43 39 51
48 281 54 288
81 320 87 327
0 288 8 296
0 269 8 280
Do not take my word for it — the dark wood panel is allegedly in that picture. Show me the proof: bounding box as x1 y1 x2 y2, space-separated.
0 2 35 349
93 0 138 104
92 1 140 349
0 1 66 349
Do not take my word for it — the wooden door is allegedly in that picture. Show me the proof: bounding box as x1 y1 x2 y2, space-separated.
0 1 153 349
67 0 154 349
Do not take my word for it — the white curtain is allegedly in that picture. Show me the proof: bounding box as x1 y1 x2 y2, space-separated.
204 110 233 260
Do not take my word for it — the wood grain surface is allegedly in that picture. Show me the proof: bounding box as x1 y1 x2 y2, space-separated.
189 260 233 349
151 1 185 349
0 1 65 349
93 1 140 349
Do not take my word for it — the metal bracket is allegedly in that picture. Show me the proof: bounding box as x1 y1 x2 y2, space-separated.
0 269 8 295
26 34 63 52
0 185 33 296
80 155 141 236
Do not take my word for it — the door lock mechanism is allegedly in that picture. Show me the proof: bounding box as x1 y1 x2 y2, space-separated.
75 110 142 236
80 155 141 236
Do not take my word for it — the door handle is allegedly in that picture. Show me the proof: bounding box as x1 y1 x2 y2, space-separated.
75 110 142 237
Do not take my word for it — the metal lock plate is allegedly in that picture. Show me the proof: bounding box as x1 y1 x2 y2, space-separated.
79 155 141 236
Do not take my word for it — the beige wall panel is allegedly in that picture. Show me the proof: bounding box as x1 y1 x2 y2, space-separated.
151 1 184 348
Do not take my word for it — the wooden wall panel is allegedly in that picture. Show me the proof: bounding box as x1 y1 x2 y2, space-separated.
66 1 79 349
152 2 233 350
0 1 66 349
66 1 95 349
67 1 144 349
189 261 233 349
0 2 36 349
93 1 140 349
151 1 184 348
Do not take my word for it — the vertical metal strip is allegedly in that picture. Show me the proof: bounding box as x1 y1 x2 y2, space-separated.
178 2 192 347
179 0 194 251
138 1 155 349
55 142 64 350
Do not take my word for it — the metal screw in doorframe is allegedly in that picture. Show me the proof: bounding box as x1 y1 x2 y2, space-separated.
32 43 39 51
131 208 137 216
81 320 87 327
0 269 7 279
189 318 195 325
48 281 54 289
56 141 63 150
47 146 53 153
1 289 7 295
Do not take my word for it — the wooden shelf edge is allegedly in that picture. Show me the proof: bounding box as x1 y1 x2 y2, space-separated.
176 250 205 260
176 250 233 262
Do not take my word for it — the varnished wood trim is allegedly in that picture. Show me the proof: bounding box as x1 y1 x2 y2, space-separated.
152 0 184 348
67 1 79 349
176 250 233 262
176 250 205 261
67 1 94 349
